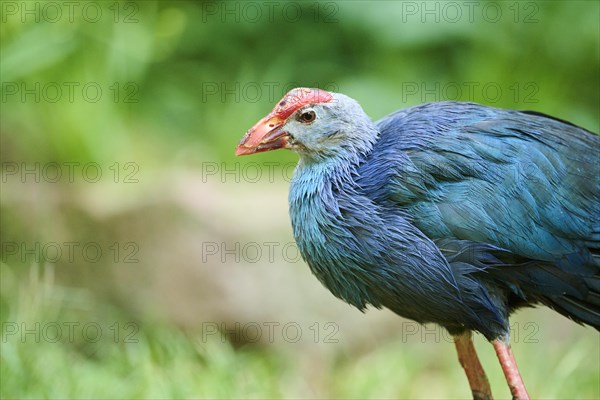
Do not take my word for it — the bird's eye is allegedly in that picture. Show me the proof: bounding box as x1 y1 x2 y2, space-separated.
298 111 316 123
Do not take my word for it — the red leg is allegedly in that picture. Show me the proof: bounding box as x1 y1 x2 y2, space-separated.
454 331 493 400
492 339 530 400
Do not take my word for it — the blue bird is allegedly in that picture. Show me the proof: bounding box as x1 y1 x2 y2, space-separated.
236 88 599 400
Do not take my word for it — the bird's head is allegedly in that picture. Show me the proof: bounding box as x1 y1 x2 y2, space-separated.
236 88 377 162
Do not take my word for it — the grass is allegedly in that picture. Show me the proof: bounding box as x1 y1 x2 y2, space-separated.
1 263 599 399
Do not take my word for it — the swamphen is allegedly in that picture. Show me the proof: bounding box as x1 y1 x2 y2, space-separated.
235 88 600 400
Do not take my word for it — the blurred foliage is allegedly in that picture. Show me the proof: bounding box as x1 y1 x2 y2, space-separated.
1 0 598 164
1 0 599 398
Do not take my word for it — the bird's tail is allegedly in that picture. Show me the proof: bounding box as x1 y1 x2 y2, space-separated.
437 238 600 331
547 289 600 331
544 251 600 330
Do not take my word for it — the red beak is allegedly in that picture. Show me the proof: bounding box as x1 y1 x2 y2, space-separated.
236 114 291 156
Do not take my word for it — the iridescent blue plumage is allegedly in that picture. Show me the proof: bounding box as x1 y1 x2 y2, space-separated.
288 100 599 340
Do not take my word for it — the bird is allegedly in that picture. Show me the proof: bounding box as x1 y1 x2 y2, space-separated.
235 87 600 400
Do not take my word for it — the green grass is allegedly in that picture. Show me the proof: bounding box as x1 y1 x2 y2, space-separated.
2 264 598 399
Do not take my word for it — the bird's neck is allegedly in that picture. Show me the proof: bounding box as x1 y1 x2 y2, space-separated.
291 151 361 201
286 122 381 309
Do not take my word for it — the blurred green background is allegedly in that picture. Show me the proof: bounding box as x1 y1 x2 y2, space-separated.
1 0 599 398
